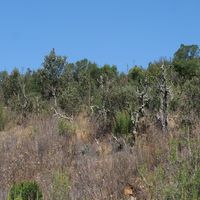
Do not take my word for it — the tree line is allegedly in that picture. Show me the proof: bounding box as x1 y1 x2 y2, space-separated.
1 44 200 140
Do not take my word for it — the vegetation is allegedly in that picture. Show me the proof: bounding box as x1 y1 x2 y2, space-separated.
113 111 132 136
8 181 43 200
57 119 76 136
0 44 200 199
0 103 6 131
50 171 70 200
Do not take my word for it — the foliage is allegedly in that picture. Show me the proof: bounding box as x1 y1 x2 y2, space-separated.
113 111 132 136
173 44 200 79
8 181 43 200
2 44 200 199
38 49 67 104
58 119 75 136
1 68 21 106
128 65 146 85
181 77 200 115
137 134 200 200
50 171 70 200
0 104 6 131
58 82 81 116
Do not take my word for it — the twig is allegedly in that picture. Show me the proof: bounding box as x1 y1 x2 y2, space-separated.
51 107 73 122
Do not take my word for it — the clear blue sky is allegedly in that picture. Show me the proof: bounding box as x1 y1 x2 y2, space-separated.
0 0 200 72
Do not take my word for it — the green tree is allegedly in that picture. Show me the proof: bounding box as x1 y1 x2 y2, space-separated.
39 48 67 107
173 44 200 80
0 71 8 103
128 66 146 86
58 81 81 116
2 68 21 106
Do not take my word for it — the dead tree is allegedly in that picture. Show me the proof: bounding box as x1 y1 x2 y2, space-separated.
95 75 113 123
97 75 107 123
131 78 149 140
159 63 170 134
20 81 28 110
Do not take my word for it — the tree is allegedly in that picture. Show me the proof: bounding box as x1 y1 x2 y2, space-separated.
173 44 200 79
146 60 173 134
174 44 199 61
128 66 145 85
127 66 150 138
159 63 170 134
0 71 8 103
2 68 21 105
73 59 98 106
39 48 67 107
58 81 81 116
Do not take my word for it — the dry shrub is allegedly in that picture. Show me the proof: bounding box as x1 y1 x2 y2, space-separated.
0 113 165 199
70 151 137 200
0 114 75 199
74 112 97 142
133 126 168 168
1 111 200 200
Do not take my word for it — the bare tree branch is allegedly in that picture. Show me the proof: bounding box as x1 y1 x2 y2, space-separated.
51 107 73 122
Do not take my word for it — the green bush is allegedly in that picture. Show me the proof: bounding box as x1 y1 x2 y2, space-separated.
113 111 131 136
51 171 70 200
58 84 81 116
8 181 43 200
58 119 75 136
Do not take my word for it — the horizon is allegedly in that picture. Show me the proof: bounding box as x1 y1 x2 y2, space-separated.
0 0 200 72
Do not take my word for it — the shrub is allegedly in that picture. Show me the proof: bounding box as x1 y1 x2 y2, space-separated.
113 111 131 136
58 119 75 136
8 181 43 200
58 84 81 116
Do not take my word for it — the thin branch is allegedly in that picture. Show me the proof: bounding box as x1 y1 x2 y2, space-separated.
51 107 73 122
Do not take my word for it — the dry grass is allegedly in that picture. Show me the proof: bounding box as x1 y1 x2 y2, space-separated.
0 112 200 199
0 113 136 199
0 116 159 200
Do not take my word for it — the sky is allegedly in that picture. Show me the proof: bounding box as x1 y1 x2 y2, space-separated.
0 0 200 72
